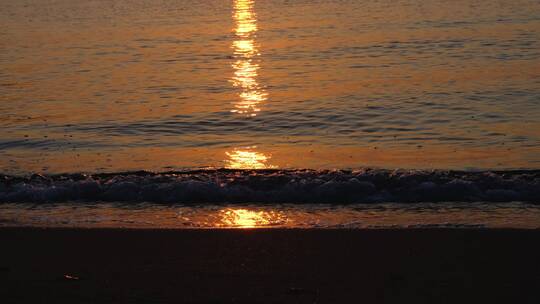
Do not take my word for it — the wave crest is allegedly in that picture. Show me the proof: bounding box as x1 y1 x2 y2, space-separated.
1 169 539 203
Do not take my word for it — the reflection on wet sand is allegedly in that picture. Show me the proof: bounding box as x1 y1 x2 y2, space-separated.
219 208 287 228
225 147 275 169
230 0 267 116
3 203 540 229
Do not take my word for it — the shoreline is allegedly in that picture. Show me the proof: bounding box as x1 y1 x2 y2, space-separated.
1 227 539 303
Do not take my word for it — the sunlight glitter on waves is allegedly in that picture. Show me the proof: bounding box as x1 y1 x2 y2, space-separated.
233 40 258 57
234 18 257 37
231 42 261 112
239 90 267 102
231 59 259 87
230 97 263 115
231 0 267 117
225 148 276 169
233 0 257 38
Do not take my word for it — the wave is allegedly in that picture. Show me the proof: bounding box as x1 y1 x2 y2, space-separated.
1 169 539 204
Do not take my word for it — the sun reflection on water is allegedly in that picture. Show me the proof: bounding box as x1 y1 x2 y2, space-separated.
231 0 267 116
219 208 287 228
225 148 275 169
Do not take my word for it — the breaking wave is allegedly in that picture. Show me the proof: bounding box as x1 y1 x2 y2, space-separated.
1 169 539 204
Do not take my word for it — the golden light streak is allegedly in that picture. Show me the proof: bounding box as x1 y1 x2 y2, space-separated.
225 148 275 169
230 0 267 116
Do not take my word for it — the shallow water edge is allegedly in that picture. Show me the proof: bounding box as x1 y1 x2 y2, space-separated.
2 202 539 229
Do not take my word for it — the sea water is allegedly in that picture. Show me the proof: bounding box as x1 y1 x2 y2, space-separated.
1 0 539 228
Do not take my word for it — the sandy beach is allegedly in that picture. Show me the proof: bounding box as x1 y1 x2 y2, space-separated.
1 228 538 303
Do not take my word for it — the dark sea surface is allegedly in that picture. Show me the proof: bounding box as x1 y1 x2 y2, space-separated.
1 0 539 228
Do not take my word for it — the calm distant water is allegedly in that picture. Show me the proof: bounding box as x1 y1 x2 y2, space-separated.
1 0 540 174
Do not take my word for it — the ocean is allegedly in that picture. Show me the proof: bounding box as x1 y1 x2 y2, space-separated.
1 0 539 228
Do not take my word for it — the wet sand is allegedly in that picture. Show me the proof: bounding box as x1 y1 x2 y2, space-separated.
0 228 538 303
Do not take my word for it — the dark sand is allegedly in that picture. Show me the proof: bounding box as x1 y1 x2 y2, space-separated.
1 228 538 303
